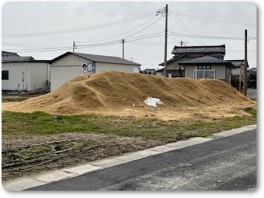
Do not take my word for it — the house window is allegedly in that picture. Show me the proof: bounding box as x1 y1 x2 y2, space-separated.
2 70 9 80
193 70 215 79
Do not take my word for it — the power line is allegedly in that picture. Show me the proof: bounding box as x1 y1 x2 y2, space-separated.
124 16 162 39
76 15 157 44
4 30 256 53
168 14 176 46
170 11 256 27
169 31 257 40
169 12 205 45
3 11 156 38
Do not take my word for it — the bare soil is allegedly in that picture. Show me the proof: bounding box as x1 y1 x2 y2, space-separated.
2 133 163 181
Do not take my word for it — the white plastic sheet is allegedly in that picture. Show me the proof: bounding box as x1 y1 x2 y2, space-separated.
144 97 163 107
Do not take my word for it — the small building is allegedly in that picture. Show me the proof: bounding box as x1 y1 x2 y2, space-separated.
1 51 50 91
50 52 141 91
227 60 245 76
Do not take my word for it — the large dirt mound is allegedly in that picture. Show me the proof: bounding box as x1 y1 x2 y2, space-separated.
5 71 253 115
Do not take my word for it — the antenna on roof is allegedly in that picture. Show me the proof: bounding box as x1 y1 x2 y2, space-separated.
73 41 76 52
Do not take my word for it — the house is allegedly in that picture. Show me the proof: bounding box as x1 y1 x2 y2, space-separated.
1 51 50 91
50 52 141 91
159 45 235 84
177 56 235 84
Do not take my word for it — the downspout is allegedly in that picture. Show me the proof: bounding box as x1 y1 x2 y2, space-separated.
47 62 50 88
224 64 227 83
29 62 32 91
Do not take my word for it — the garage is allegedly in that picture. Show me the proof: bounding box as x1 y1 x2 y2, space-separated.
50 52 141 91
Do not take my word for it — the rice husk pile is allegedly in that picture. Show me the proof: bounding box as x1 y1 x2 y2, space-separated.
3 71 254 118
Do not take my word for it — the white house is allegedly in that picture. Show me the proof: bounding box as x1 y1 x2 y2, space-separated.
50 52 141 91
1 51 50 91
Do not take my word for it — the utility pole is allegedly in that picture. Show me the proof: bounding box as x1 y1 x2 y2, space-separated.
73 41 76 52
163 4 168 77
243 29 248 96
122 39 125 59
239 61 243 92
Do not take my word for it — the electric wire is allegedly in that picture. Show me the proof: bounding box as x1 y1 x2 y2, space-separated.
3 11 155 38
170 11 256 27
169 12 205 45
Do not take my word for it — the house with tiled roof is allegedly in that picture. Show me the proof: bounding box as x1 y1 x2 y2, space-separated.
158 45 235 84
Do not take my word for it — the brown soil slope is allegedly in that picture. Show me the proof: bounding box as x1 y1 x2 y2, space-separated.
4 71 253 115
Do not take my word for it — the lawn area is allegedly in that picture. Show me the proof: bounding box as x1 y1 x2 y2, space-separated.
2 109 256 181
2 110 256 142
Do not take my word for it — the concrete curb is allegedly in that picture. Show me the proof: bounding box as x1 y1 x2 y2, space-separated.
2 124 257 191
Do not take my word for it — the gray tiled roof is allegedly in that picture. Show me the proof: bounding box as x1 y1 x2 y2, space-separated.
74 52 141 66
2 56 35 63
172 45 225 55
2 51 19 57
178 56 228 64
226 60 245 67
159 54 193 66
51 52 141 66
178 55 236 68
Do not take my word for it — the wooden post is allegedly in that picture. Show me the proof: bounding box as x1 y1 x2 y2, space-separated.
239 61 243 92
243 29 248 96
163 4 168 77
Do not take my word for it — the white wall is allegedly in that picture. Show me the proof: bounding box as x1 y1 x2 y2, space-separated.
2 62 50 91
96 62 139 73
2 63 31 91
50 65 84 91
51 54 90 67
31 62 50 90
232 67 241 75
50 54 140 91
51 54 91 91
185 64 226 81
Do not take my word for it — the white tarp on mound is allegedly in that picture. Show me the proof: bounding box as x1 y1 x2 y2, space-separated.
144 97 163 107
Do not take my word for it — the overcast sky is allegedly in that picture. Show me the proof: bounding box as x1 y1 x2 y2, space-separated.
1 1 257 69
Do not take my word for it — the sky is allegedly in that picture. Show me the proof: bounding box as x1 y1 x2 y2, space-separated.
1 0 257 70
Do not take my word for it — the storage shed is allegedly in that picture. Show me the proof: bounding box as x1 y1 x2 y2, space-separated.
1 51 50 91
50 52 141 91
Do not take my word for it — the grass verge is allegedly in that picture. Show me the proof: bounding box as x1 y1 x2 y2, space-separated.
2 110 256 181
2 110 256 141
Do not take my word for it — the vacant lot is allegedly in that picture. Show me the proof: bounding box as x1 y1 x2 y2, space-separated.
1 72 257 181
2 108 256 181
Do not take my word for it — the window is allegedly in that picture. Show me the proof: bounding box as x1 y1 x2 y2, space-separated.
193 70 215 79
2 70 9 80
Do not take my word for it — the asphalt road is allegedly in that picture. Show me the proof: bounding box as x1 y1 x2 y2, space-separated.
29 129 257 191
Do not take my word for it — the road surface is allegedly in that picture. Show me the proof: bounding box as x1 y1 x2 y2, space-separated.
28 129 257 191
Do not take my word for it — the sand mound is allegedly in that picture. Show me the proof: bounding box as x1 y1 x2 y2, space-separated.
5 71 253 115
